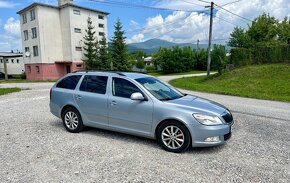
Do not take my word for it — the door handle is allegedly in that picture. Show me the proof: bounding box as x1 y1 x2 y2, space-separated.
110 101 117 106
75 95 82 100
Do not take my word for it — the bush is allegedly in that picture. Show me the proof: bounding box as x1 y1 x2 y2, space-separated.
230 48 253 67
146 65 156 73
253 45 290 64
154 46 195 74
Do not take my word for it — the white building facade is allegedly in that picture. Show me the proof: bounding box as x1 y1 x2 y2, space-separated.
0 52 24 75
17 0 109 80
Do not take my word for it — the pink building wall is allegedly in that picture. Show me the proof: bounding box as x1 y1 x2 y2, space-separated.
25 62 84 80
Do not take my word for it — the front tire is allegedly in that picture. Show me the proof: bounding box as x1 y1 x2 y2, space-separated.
62 107 84 133
157 121 191 153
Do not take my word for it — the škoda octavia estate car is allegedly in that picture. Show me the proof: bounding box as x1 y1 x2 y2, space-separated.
50 71 233 153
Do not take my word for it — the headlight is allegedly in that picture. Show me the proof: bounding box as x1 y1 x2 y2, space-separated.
193 114 223 125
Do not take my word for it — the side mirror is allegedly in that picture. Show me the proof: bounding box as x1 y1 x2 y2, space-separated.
130 92 145 101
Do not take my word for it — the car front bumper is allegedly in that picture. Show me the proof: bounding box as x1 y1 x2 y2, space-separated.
189 121 233 147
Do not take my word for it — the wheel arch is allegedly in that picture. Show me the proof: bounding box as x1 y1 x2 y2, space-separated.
61 104 80 118
154 118 192 140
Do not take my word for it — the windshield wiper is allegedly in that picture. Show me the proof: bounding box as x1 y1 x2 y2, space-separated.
160 97 173 101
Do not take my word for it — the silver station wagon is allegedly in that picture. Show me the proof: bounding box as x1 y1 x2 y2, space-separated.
50 71 233 153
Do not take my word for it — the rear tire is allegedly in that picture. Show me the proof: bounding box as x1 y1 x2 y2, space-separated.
62 107 84 133
157 121 191 153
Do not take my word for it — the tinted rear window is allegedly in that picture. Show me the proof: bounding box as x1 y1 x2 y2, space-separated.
56 75 82 90
80 75 108 94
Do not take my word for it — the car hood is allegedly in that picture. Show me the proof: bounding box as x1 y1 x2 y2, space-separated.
164 95 227 115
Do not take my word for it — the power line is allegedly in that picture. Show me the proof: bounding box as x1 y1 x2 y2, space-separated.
214 3 252 22
221 0 243 7
179 0 208 7
127 11 205 34
215 16 240 27
87 0 201 12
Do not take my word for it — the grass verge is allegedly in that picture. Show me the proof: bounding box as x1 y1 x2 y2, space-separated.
149 70 206 76
169 64 290 102
0 79 56 84
0 88 21 95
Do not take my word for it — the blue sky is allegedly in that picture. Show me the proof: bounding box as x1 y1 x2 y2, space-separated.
0 0 289 51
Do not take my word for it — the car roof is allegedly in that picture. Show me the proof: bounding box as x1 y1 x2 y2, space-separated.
71 71 151 79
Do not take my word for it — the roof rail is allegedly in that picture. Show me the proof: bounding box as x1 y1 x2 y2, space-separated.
72 70 126 76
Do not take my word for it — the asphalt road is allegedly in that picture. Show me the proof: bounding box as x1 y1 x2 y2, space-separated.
0 80 289 182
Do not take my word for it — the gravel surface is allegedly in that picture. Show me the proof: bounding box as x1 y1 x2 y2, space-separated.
0 82 289 182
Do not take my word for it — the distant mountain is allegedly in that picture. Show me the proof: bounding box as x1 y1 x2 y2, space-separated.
126 39 208 54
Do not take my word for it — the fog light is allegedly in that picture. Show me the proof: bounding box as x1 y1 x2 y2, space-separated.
205 136 220 142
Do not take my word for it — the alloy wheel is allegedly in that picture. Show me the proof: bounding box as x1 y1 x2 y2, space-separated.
161 125 185 149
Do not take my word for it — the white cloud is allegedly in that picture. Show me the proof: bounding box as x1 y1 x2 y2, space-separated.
4 17 20 36
127 0 290 44
0 17 21 52
0 1 19 8
127 33 144 44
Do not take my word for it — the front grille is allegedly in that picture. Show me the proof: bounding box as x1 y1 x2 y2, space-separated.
222 111 233 123
224 132 231 141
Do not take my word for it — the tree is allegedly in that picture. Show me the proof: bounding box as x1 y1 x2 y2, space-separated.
99 34 111 70
277 17 290 44
136 59 145 71
83 17 97 70
228 27 251 48
247 13 279 46
110 19 130 71
211 45 226 75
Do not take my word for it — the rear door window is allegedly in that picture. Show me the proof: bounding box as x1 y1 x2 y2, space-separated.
80 75 108 94
56 75 82 90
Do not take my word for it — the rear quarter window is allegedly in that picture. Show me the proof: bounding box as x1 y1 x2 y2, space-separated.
56 75 82 90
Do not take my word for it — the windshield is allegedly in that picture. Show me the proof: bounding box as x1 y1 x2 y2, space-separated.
135 77 184 101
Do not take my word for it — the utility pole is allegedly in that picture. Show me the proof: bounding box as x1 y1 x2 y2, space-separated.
3 57 8 80
196 39 200 51
206 2 214 77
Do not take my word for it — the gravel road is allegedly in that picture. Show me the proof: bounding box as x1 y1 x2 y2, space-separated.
0 80 289 182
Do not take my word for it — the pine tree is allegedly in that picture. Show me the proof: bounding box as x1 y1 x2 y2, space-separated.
93 38 102 69
83 17 96 70
99 34 111 70
110 19 130 71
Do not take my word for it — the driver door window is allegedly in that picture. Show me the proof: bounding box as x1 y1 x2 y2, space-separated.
112 77 141 98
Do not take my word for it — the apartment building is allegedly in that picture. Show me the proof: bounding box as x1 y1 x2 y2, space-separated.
17 0 109 80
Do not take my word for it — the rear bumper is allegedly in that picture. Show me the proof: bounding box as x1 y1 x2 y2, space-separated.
189 122 233 147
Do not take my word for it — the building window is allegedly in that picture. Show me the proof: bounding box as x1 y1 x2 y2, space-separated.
36 66 40 73
25 47 30 53
24 30 28 41
76 64 82 68
0 59 3 63
22 13 27 24
6 59 9 63
17 59 19 63
33 46 39 57
74 28 81 33
98 15 104 20
27 66 31 73
32 27 37 39
98 23 104 28
30 9 36 21
99 32 104 36
75 47 82 51
73 9 80 15
11 59 14 63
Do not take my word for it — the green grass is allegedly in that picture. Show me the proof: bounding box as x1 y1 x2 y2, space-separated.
0 88 21 95
170 64 290 102
149 70 206 76
0 79 56 84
